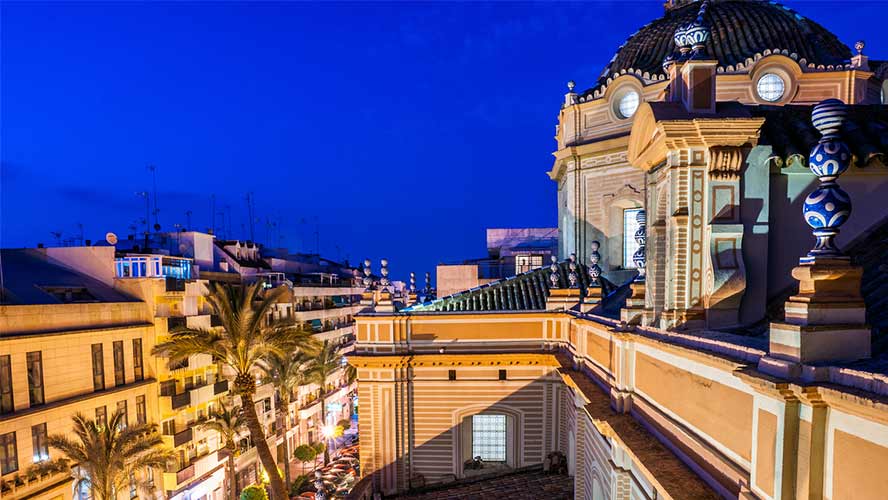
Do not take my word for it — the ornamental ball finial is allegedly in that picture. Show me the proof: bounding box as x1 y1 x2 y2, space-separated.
567 80 576 92
802 99 854 261
855 40 865 55
811 99 848 140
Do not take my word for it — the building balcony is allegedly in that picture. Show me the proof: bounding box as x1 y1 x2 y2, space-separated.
168 391 191 411
165 277 188 292
313 325 355 342
162 463 195 491
168 427 193 447
167 316 187 331
190 381 216 408
214 379 229 395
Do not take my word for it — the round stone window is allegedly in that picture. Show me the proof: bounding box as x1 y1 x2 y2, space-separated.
756 73 786 102
617 91 640 119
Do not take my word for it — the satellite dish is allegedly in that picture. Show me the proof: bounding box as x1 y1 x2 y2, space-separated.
105 232 118 245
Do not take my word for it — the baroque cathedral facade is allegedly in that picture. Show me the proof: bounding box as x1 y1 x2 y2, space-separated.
351 1 888 499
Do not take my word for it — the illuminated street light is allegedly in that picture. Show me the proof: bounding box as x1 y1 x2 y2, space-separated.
321 423 336 440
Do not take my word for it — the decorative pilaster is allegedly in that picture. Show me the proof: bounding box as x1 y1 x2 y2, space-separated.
760 100 870 380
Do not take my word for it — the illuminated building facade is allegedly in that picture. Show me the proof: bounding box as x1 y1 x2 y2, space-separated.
351 1 888 499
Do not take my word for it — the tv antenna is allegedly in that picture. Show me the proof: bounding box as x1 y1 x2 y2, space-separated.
148 164 160 231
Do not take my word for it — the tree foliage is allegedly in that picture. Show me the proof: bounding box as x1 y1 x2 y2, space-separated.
30 410 174 500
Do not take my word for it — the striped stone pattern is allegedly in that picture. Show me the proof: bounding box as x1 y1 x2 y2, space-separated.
811 98 848 138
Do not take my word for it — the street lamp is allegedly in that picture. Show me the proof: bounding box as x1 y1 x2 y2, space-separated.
321 422 337 465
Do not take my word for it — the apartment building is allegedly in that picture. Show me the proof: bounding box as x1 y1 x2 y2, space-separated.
0 232 361 499
0 248 155 500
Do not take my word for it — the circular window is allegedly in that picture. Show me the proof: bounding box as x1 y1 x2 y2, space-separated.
756 73 786 102
617 91 640 119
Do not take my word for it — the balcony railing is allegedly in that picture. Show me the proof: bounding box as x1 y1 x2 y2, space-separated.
176 464 195 484
214 379 229 395
173 427 193 447
167 316 187 330
165 277 187 292
171 391 191 410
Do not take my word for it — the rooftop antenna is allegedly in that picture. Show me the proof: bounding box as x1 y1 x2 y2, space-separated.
245 192 255 242
50 231 62 246
136 191 150 247
211 194 216 235
148 164 160 231
76 223 84 246
314 216 320 255
185 210 192 230
225 205 232 240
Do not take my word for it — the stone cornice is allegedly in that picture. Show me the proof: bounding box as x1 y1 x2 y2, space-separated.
548 134 631 180
628 102 765 171
348 352 560 369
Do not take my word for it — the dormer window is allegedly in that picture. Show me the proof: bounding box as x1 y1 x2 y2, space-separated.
756 73 785 102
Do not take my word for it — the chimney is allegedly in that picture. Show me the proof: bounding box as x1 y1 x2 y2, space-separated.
85 239 92 246
37 243 44 248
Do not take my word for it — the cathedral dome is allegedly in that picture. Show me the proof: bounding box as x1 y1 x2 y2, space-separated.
589 0 851 94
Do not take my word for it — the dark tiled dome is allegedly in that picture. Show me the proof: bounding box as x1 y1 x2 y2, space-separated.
590 0 851 93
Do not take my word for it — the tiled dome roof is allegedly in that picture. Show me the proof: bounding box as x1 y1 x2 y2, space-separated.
589 0 851 94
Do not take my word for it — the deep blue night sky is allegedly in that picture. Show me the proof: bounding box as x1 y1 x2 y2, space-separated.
3 1 886 282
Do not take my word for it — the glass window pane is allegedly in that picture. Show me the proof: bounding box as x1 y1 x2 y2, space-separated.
756 73 785 102
26 352 44 406
471 414 506 462
32 423 48 463
0 355 14 414
623 208 642 268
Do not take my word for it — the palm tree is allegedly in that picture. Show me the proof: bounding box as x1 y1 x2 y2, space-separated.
303 341 343 465
153 282 317 500
198 400 245 500
259 351 311 490
31 410 174 500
